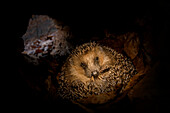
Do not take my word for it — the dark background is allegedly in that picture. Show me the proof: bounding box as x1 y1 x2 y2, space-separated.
11 1 170 112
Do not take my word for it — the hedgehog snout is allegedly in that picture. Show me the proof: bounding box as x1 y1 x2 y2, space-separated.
91 70 99 78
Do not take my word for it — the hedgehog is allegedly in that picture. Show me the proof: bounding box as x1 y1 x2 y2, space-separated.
57 42 137 104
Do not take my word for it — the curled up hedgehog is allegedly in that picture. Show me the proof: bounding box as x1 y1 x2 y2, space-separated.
57 42 137 104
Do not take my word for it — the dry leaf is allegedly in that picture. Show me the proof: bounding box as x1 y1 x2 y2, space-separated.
124 33 140 60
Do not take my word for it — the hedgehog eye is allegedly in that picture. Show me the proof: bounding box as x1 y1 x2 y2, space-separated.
80 62 87 69
95 57 99 61
94 57 99 64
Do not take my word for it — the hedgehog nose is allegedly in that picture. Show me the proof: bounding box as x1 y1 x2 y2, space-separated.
91 70 99 78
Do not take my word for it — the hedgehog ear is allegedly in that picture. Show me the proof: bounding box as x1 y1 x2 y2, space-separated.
69 58 74 65
98 46 104 52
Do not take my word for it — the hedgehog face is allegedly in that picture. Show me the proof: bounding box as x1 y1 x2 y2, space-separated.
69 46 114 82
58 42 136 104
